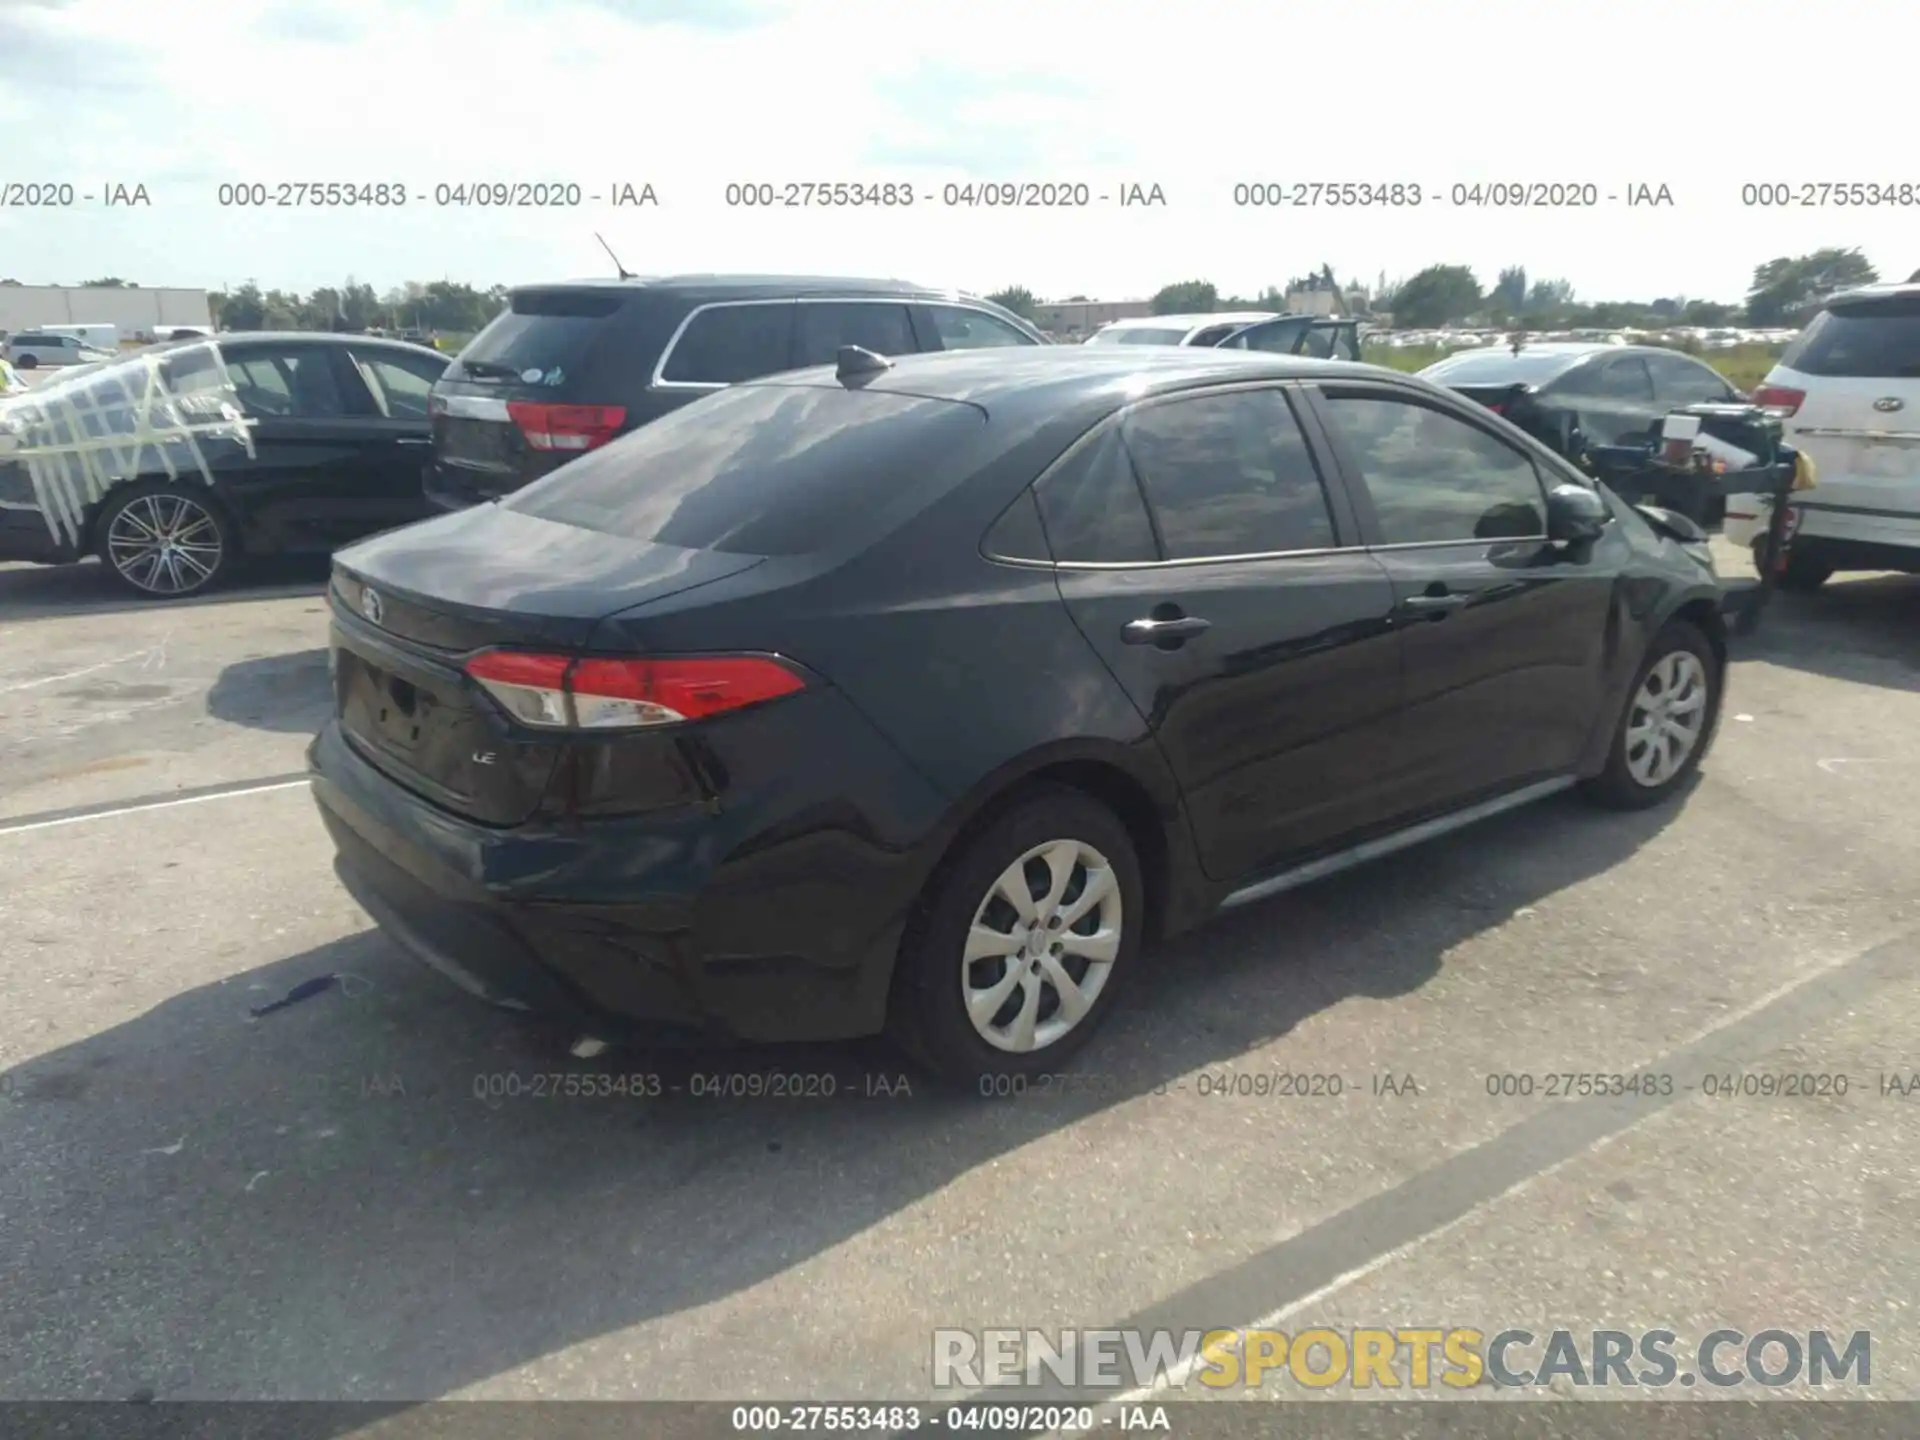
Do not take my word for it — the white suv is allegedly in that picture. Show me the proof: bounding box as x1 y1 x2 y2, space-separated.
0 333 115 369
1725 283 1920 589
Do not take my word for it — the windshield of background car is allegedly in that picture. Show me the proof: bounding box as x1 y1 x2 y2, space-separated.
1420 349 1587 385
450 289 625 383
1780 295 1920 378
505 383 988 556
1087 327 1190 346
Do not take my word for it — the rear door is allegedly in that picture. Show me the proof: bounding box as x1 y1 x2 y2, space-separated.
338 345 450 536
1768 292 1920 545
912 302 1042 351
1307 382 1617 815
1039 384 1405 883
195 341 388 552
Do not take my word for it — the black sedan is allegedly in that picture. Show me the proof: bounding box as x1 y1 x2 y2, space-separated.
1420 341 1741 462
310 345 1728 1083
0 332 449 598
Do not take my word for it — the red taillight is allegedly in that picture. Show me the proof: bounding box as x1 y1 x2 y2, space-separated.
505 402 627 452
463 651 805 730
1486 402 1507 414
1752 385 1805 417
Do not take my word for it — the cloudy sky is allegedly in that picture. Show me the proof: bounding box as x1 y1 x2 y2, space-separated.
2 0 1913 305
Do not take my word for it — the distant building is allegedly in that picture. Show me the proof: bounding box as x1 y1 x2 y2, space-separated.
1284 289 1339 317
0 285 213 342
1032 298 1153 341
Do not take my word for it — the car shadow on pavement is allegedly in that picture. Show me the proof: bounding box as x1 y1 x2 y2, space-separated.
1 791 1682 1409
0 556 329 622
205 649 334 733
1734 573 1920 693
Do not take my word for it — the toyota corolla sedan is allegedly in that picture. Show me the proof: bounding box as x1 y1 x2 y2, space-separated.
310 345 1728 1084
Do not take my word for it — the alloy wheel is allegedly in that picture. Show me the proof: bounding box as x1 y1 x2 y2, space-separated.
961 838 1123 1053
105 492 224 596
1624 650 1709 788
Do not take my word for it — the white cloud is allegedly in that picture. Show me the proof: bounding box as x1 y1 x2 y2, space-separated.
4 0 1915 302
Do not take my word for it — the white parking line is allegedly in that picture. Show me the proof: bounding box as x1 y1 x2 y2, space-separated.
0 777 310 836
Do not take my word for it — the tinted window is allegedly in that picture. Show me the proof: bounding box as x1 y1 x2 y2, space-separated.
1557 356 1654 400
1122 390 1336 558
1223 321 1303 353
659 303 795 385
225 346 345 418
793 302 915 368
1034 425 1159 563
506 384 985 556
1324 393 1546 544
353 348 447 419
1780 295 1920 378
1645 351 1733 404
456 289 620 383
926 305 1035 350
1187 324 1241 347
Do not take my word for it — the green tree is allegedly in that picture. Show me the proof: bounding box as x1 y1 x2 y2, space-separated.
214 283 266 329
80 276 130 287
1390 265 1482 327
985 286 1037 320
1745 248 1878 325
1524 278 1575 313
1492 266 1527 312
1151 280 1217 314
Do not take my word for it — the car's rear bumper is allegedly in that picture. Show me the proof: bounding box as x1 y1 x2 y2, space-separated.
308 707 948 1044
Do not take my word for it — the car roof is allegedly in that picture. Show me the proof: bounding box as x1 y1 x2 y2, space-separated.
1100 312 1280 331
1823 281 1920 306
149 331 445 354
751 344 1407 414
514 273 956 301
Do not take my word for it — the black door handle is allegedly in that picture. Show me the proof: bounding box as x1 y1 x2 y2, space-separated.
1122 615 1212 646
1397 593 1469 619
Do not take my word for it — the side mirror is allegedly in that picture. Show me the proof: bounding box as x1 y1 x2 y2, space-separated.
1546 483 1610 543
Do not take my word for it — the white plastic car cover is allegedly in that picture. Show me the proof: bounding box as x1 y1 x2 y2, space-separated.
0 341 256 547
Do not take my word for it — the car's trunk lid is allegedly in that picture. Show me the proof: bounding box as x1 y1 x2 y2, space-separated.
1771 294 1920 511
328 504 762 825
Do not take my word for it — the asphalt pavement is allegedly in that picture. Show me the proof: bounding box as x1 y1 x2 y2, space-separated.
2 548 1916 1416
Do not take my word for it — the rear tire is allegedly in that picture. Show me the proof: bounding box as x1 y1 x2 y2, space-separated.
1581 621 1721 811
16 354 37 370
887 786 1143 1089
96 482 235 600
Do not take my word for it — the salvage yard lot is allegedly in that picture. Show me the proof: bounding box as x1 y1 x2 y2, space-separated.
2 552 1918 1408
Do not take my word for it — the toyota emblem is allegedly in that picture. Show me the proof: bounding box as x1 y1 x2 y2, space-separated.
1873 396 1905 413
361 587 384 624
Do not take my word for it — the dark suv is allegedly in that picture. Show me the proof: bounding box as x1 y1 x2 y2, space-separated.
425 274 1046 509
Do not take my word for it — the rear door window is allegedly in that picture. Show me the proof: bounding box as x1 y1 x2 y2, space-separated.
1033 425 1160 563
923 305 1035 350
793 302 916 368
1122 389 1338 558
455 288 624 385
658 303 796 385
506 383 985 555
1781 295 1920 378
351 348 448 419
224 346 348 419
1645 350 1734 404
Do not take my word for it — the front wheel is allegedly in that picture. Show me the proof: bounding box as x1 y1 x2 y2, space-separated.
1581 621 1721 811
888 786 1143 1087
97 483 234 599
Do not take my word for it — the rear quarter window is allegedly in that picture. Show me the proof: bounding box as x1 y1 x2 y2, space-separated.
505 382 988 555
1780 296 1920 379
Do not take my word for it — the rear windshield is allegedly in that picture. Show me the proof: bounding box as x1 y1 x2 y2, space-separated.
1420 348 1585 385
1780 295 1920 379
1088 327 1190 346
506 382 988 556
451 289 625 383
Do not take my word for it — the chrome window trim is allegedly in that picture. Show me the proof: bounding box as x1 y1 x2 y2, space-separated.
649 295 1036 391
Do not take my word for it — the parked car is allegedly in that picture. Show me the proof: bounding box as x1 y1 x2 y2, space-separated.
2 332 116 369
1088 312 1367 360
1724 282 1920 588
425 274 1046 510
312 345 1727 1083
1421 341 1742 461
0 332 449 597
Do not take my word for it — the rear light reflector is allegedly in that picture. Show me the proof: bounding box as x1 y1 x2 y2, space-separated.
463 651 806 730
1752 385 1805 417
505 402 627 452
